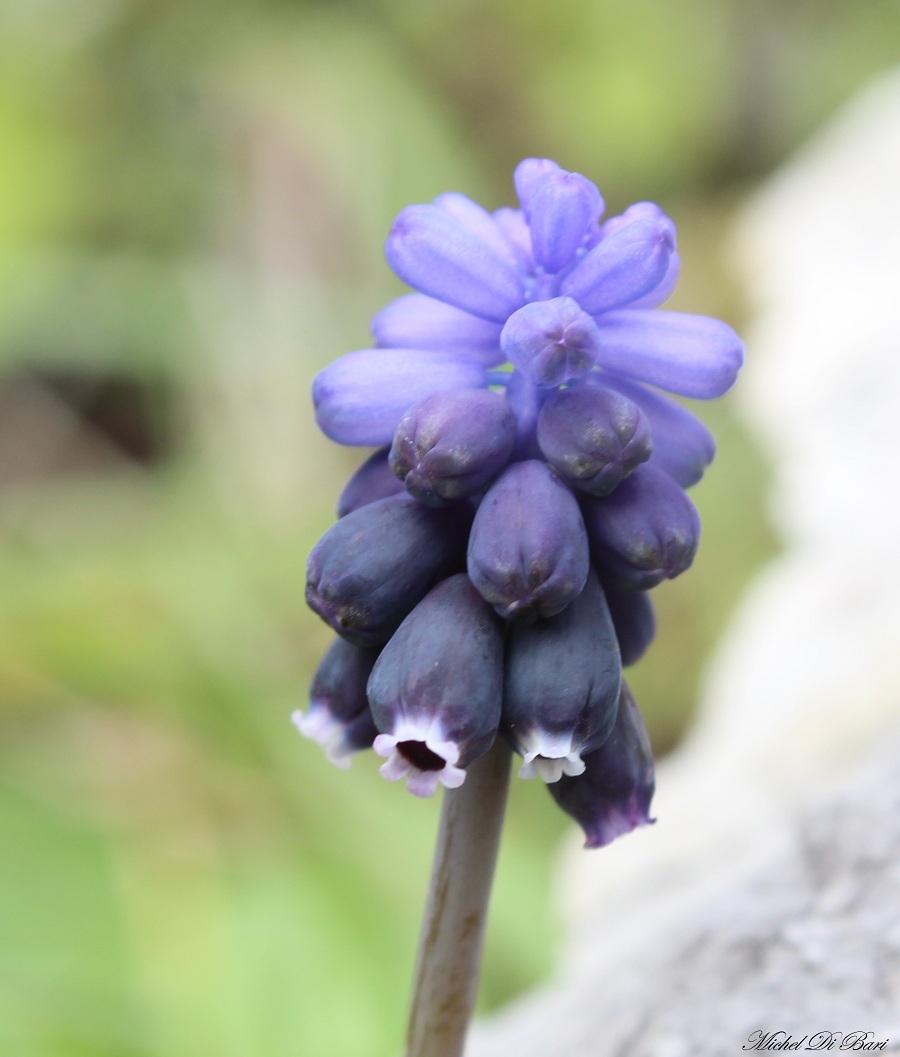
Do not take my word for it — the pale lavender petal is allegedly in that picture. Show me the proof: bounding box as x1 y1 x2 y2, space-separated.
513 158 562 217
385 204 524 322
593 310 744 399
598 201 676 244
313 348 487 445
493 207 533 268
434 193 521 270
600 374 715 487
371 294 503 365
525 170 605 273
560 219 674 315
627 251 681 309
515 158 604 228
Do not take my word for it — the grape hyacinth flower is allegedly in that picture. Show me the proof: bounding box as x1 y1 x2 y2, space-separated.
297 157 742 1057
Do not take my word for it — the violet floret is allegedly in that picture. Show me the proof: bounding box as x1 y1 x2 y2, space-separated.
368 574 504 797
467 460 590 621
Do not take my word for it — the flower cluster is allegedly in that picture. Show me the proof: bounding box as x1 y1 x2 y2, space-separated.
295 159 742 847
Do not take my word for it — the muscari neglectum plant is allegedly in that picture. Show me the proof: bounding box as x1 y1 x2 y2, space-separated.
295 158 743 1057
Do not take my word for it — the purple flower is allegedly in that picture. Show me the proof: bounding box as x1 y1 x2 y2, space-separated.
368 574 504 797
299 157 742 849
292 636 380 767
549 681 656 848
336 447 404 517
467 460 589 621
306 494 471 646
313 158 741 457
581 463 701 589
600 574 656 667
390 388 517 507
502 570 621 782
536 381 652 496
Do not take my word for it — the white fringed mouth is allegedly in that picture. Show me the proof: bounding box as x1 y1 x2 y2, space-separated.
291 708 353 769
516 728 586 783
373 718 466 798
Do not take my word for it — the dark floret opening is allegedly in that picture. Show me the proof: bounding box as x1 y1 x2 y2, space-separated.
398 740 446 771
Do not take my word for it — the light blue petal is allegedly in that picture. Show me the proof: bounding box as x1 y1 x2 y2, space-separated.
525 170 604 273
433 193 521 271
600 374 715 486
593 310 744 399
313 348 487 445
560 219 674 315
371 294 504 365
385 204 524 322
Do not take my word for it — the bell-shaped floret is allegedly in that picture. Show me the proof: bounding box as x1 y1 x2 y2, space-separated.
602 375 715 488
549 682 655 849
536 382 652 496
313 348 487 446
368 574 504 797
592 309 743 399
581 463 700 589
306 494 470 646
389 388 517 507
336 447 404 517
503 570 621 783
560 217 674 316
384 203 523 322
292 636 380 767
600 575 656 667
500 297 602 388
468 460 590 621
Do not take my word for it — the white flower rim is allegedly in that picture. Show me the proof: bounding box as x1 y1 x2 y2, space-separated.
292 707 353 769
517 728 586 783
373 717 466 798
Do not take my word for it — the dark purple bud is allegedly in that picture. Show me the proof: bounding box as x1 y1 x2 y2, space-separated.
549 682 655 849
389 388 516 507
503 570 621 782
468 460 590 621
336 447 404 517
599 575 656 667
306 494 470 646
292 636 379 767
536 382 652 497
500 297 602 388
602 374 715 488
581 463 700 589
368 574 504 797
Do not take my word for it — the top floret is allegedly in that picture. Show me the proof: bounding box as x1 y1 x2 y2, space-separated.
313 158 743 459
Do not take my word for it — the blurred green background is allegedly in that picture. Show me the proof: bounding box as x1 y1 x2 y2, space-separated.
1 1 898 1055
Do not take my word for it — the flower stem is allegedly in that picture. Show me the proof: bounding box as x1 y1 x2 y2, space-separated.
405 738 513 1057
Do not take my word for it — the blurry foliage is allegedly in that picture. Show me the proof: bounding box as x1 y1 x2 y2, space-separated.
0 0 896 1054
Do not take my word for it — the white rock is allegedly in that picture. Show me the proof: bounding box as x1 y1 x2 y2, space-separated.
469 68 900 1057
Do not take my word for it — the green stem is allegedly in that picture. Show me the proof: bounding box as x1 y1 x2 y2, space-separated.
405 738 513 1057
